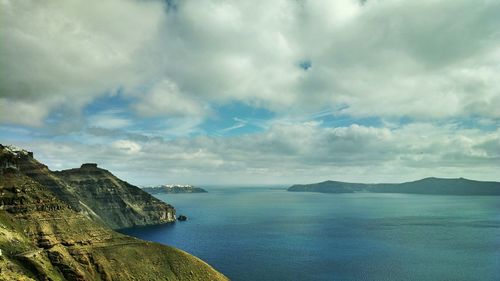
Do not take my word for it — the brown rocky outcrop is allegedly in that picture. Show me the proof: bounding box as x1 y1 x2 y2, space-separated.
0 144 229 281
54 163 175 229
1 144 175 229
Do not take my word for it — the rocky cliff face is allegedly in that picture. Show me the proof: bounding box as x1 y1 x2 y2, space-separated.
54 164 175 229
0 170 228 280
0 144 228 280
1 144 175 229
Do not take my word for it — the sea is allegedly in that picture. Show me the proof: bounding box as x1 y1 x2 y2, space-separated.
120 187 500 281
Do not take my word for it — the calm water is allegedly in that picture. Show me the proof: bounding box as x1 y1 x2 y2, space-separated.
120 187 500 281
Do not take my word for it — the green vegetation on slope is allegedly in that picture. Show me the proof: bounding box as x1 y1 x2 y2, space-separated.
0 145 229 281
15 151 176 229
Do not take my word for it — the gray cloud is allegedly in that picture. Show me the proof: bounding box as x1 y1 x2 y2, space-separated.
3 0 500 125
1 0 499 184
0 0 165 125
15 122 499 185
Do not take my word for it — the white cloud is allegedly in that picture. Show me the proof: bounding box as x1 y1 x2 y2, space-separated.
13 122 500 185
2 0 500 125
219 119 247 133
1 0 500 184
0 0 165 125
111 140 141 155
133 79 207 118
87 110 131 130
151 0 500 119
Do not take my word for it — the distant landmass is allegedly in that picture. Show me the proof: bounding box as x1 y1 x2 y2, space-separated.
0 144 227 280
143 184 208 194
288 177 500 195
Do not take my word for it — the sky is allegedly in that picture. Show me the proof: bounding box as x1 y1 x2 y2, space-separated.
1 0 499 186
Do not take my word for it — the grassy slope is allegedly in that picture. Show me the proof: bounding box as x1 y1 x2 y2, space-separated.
0 172 228 281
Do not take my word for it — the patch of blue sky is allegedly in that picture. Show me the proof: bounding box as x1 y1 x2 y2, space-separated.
128 116 166 131
165 0 179 12
319 114 383 128
0 125 37 143
276 105 384 129
298 59 312 71
4 123 82 144
396 116 414 126
29 109 84 141
129 116 177 136
442 116 499 132
22 91 137 143
82 91 206 139
83 89 132 116
45 107 74 126
201 101 275 136
201 103 391 136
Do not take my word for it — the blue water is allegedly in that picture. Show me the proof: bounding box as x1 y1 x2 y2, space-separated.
120 187 500 281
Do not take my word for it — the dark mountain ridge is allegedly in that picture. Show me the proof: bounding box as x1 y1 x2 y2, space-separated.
288 177 500 195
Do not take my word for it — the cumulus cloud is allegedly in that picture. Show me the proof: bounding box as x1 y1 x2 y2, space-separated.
1 0 499 184
3 0 500 125
14 122 499 185
133 79 208 118
0 0 165 125
111 140 142 155
87 110 132 130
152 0 500 118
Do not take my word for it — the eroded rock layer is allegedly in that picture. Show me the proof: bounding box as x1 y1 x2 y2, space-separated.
0 144 229 280
2 144 175 229
54 164 175 229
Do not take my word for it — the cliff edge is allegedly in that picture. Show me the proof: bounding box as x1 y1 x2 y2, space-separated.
3 144 175 229
0 144 229 280
54 164 175 229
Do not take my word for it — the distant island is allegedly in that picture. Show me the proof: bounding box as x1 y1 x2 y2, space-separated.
288 177 500 195
142 184 208 194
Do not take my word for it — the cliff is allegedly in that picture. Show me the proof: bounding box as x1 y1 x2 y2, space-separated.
4 144 174 229
288 177 500 195
54 164 175 229
0 171 228 280
0 144 228 280
142 184 207 194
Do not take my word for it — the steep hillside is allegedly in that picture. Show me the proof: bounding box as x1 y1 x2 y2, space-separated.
0 170 228 280
288 177 500 195
0 144 228 280
54 164 175 229
5 144 174 229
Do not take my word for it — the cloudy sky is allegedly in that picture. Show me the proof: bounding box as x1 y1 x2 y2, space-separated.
1 0 499 186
